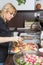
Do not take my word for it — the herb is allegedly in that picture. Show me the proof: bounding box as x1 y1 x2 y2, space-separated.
22 62 26 65
16 0 26 5
42 60 43 62
16 59 20 63
35 62 40 65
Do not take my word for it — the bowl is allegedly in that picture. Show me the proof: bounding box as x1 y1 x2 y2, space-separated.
13 52 24 65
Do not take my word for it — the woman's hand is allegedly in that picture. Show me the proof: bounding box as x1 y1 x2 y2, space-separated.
18 37 23 42
14 36 23 42
11 36 23 42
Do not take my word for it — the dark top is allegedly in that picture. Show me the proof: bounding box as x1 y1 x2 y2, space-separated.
40 22 43 30
0 18 12 62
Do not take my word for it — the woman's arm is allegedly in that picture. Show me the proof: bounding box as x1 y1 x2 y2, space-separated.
0 36 21 43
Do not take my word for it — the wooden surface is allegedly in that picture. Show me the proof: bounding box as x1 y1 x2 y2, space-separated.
4 54 14 65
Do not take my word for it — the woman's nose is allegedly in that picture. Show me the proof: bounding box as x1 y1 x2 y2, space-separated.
11 14 14 18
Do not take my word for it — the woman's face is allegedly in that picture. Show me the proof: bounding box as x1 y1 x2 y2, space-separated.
5 11 14 21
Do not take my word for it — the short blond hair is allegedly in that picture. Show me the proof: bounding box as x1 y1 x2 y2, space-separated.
0 3 17 20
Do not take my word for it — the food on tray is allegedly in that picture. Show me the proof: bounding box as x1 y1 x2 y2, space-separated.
12 41 23 47
22 44 29 51
27 43 37 51
11 47 20 53
11 42 38 53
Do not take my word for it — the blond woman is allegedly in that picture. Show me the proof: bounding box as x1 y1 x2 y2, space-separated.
0 3 22 64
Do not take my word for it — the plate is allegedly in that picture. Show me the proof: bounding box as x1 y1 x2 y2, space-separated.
39 48 43 52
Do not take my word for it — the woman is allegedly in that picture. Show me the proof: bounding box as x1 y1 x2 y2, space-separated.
0 3 22 65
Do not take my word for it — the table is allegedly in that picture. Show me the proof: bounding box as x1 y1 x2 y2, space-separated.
4 54 14 65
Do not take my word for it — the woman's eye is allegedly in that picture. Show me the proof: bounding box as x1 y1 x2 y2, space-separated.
10 13 13 15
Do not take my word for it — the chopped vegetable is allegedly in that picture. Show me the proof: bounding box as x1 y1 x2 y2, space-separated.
16 59 20 63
